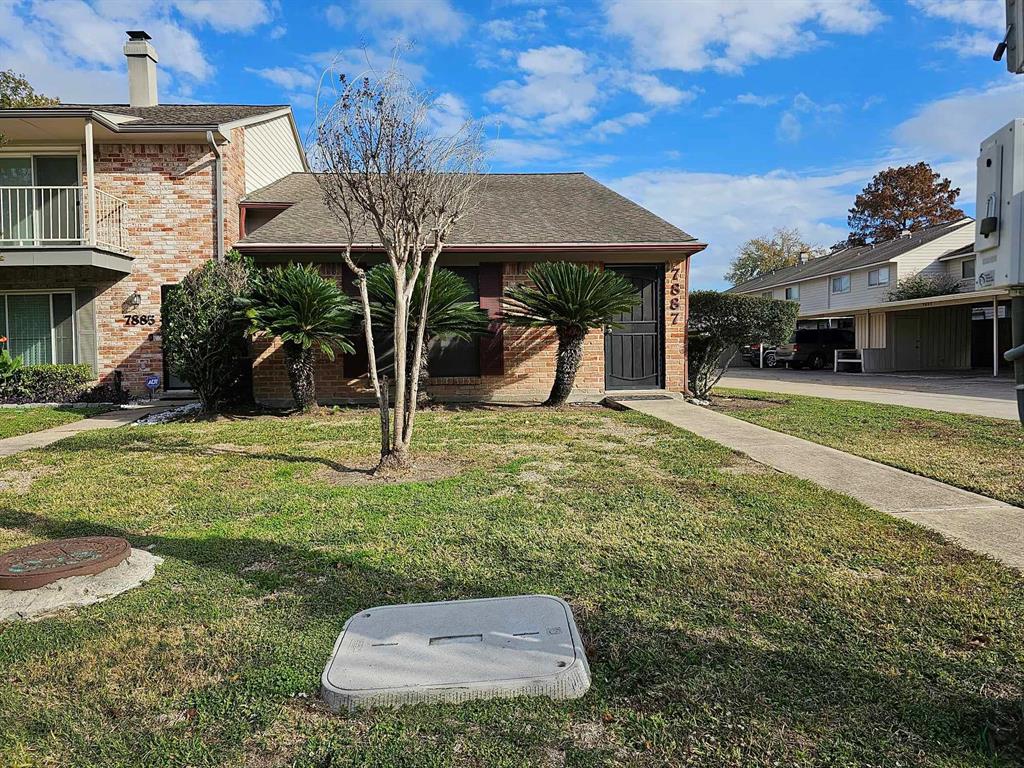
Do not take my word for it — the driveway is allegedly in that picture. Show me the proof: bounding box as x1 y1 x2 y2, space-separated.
719 366 1018 420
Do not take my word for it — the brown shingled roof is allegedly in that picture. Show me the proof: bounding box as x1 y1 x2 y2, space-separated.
19 104 288 127
239 172 697 247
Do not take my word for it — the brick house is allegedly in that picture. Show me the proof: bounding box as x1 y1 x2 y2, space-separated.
1 31 706 404
235 173 706 404
0 31 306 392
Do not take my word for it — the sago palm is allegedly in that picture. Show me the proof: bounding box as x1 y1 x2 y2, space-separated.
365 264 491 381
503 262 640 407
240 263 356 411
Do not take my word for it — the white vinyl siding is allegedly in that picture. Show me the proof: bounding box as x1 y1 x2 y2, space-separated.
893 222 974 278
243 115 305 194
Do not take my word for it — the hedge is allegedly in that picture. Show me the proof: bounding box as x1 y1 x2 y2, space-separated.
0 363 95 404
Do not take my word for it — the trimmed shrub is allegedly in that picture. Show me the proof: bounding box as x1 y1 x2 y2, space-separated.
887 273 961 302
163 255 254 412
687 291 799 398
0 363 94 403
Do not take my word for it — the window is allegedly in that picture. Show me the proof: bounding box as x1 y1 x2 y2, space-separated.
868 266 890 286
830 274 851 294
785 285 800 300
427 267 481 377
962 258 976 279
0 292 76 365
761 290 773 298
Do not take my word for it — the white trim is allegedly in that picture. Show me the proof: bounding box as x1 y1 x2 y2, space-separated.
218 107 293 132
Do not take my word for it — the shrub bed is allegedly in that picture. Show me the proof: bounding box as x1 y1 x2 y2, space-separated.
0 363 95 404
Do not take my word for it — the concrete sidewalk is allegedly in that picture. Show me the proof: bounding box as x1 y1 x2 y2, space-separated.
720 368 1017 420
0 405 180 458
615 397 1024 569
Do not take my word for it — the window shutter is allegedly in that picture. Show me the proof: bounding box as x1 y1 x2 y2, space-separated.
341 268 369 377
478 262 504 376
74 288 98 375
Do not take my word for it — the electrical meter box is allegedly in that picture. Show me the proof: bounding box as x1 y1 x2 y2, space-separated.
976 119 1024 289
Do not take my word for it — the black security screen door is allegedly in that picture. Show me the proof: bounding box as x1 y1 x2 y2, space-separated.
604 265 663 390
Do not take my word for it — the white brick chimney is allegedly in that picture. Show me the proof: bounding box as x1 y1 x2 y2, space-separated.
123 30 158 107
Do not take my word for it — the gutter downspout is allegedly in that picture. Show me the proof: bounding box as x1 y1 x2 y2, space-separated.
206 131 224 261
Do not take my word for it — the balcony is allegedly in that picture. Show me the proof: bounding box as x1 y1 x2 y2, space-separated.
0 185 133 274
1 185 131 252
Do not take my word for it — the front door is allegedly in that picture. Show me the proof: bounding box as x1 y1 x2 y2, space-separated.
604 265 663 390
893 315 922 370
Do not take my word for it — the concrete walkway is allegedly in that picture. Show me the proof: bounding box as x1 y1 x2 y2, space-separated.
720 367 1017 420
0 405 180 458
615 397 1024 569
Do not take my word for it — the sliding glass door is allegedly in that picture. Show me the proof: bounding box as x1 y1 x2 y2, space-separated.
0 293 76 365
0 157 34 246
0 155 81 246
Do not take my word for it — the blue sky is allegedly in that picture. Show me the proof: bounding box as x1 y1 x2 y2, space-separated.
1 0 1020 287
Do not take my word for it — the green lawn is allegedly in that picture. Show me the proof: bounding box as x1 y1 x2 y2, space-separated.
712 387 1024 507
0 405 109 440
1 407 1023 767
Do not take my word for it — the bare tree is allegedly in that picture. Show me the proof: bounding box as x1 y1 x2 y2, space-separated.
313 61 485 471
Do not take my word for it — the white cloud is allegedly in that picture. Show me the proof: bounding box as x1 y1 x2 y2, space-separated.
268 25 286 40
487 138 565 165
604 0 884 73
246 66 317 91
892 80 1023 200
303 48 428 84
776 92 842 142
910 0 1004 57
172 0 272 33
482 8 547 41
628 74 695 107
324 4 346 29
353 0 468 45
486 46 599 131
428 91 471 136
609 166 877 287
588 111 650 140
736 92 781 107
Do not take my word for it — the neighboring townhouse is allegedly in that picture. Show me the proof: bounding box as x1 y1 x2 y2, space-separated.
730 218 1015 373
0 31 306 392
234 172 706 404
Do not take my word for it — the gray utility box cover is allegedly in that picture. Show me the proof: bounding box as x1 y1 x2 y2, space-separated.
321 595 591 711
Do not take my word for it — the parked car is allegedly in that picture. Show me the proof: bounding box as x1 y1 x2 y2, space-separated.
741 342 780 368
775 328 856 370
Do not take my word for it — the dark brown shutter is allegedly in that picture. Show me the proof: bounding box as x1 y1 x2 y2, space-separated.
478 262 504 376
341 268 369 377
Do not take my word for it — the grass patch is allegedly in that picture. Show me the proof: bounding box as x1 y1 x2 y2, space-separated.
711 387 1024 506
0 405 110 440
1 406 1023 766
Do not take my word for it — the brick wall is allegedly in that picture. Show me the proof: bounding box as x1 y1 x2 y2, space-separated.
75 129 246 391
252 257 690 405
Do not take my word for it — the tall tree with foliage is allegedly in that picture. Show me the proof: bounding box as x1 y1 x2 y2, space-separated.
240 264 356 411
726 227 825 286
313 62 484 470
503 262 640 407
847 162 964 245
365 265 490 383
0 71 58 145
687 291 799 398
163 254 253 413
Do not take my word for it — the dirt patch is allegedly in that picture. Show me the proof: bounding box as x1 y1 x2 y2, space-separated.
311 454 471 486
710 396 785 412
720 457 774 476
0 462 52 494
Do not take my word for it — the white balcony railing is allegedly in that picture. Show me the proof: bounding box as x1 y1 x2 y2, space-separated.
0 186 130 253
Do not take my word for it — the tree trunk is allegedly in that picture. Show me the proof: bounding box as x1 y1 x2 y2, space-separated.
283 342 316 411
544 327 585 408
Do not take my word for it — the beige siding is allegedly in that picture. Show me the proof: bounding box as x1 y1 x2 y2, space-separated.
893 223 974 277
793 277 828 314
944 255 977 292
243 115 304 194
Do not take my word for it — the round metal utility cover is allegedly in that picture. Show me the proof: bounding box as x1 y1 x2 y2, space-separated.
0 537 131 591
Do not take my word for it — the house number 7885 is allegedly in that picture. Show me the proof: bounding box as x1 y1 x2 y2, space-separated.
123 314 157 326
